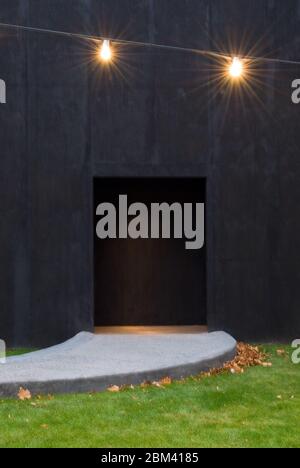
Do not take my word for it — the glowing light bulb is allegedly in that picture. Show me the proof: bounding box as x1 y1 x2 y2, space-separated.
100 40 112 62
229 57 244 78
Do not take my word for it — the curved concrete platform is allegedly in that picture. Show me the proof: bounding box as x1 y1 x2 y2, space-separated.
0 332 236 397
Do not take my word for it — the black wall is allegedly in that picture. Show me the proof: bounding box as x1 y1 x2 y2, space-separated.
0 0 300 346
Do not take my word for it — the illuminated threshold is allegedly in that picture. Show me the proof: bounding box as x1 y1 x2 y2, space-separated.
94 326 208 335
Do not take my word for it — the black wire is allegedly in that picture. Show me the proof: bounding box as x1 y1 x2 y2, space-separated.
0 22 300 66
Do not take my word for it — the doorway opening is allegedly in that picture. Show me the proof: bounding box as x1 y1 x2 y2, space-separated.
94 178 206 328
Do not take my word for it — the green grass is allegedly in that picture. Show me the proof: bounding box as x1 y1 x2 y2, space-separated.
0 345 299 448
7 349 35 357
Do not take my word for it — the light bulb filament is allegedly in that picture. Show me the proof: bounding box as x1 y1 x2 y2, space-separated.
100 40 112 62
229 57 244 78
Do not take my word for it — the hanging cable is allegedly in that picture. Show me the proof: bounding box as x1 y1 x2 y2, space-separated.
0 22 300 66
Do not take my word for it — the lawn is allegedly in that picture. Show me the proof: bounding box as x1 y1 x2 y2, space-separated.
7 349 35 357
1 345 299 448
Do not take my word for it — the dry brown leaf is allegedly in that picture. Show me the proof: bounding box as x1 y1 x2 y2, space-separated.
200 343 270 378
277 349 286 357
160 377 172 386
119 384 135 391
18 387 32 401
152 381 162 387
262 362 272 367
107 385 120 393
141 381 152 388
153 381 167 389
40 424 49 429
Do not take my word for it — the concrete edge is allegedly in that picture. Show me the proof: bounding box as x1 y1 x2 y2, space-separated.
7 332 95 363
0 344 237 398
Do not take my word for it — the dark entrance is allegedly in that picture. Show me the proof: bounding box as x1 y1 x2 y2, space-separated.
94 178 206 327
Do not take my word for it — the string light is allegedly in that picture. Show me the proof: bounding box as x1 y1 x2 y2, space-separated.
229 57 244 79
0 22 300 68
99 40 112 62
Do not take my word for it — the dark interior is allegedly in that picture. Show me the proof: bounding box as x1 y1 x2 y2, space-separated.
94 178 206 327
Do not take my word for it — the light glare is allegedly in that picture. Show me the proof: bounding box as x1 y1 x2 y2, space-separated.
100 40 112 62
229 57 244 78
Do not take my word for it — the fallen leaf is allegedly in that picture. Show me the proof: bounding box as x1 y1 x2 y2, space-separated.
40 424 49 430
118 384 135 391
262 362 273 367
152 381 164 388
18 387 32 401
200 343 270 379
141 381 152 388
277 349 286 357
107 385 120 393
159 377 172 386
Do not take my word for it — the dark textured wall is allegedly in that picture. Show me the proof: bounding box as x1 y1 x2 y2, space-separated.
0 0 300 346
